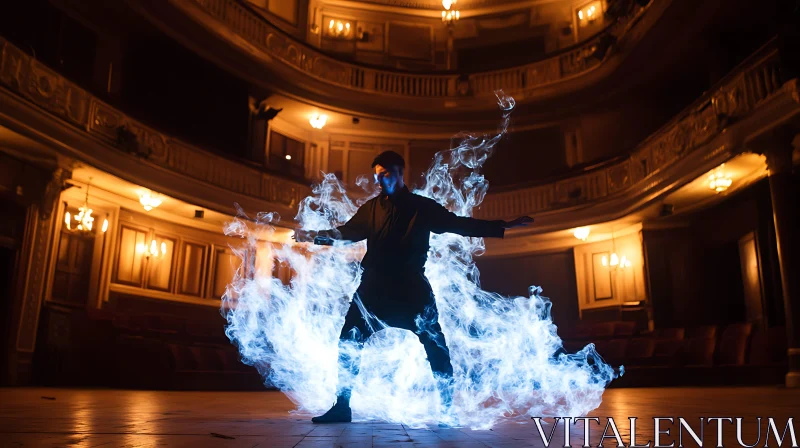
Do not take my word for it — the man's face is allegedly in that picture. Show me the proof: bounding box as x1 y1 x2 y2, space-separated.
374 164 402 195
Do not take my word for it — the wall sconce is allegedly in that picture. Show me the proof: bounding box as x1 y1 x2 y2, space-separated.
442 0 460 25
708 163 733 193
601 253 632 269
601 229 632 269
577 1 601 26
326 19 352 38
310 113 327 129
573 226 590 241
139 191 162 211
136 239 167 260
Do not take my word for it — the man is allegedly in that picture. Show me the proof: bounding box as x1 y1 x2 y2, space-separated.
293 150 533 423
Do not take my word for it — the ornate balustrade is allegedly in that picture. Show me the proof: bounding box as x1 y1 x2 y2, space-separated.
1 35 792 224
475 40 788 220
185 0 652 100
0 36 310 214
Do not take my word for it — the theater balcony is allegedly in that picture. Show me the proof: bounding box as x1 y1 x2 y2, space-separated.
0 0 798 391
126 0 692 120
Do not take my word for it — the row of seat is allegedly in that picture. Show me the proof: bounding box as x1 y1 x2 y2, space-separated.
563 323 786 367
559 322 787 387
94 309 266 390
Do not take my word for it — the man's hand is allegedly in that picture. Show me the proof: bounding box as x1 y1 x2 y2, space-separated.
292 229 317 243
502 216 534 229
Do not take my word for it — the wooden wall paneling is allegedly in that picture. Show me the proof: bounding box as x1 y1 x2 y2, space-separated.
178 239 209 298
144 232 178 293
113 223 150 287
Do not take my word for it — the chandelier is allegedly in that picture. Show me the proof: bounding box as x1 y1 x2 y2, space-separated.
309 113 327 129
573 226 590 241
139 191 162 211
708 163 732 193
442 0 459 25
64 178 108 234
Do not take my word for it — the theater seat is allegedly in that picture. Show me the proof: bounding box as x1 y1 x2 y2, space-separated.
681 336 716 366
625 338 656 365
715 323 753 366
687 325 717 340
657 328 685 340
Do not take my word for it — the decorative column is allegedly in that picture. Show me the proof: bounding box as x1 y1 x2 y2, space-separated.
8 166 70 384
759 131 799 387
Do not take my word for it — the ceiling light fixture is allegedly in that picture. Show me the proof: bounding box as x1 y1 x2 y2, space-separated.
708 163 733 193
139 191 162 212
310 113 328 129
573 226 591 241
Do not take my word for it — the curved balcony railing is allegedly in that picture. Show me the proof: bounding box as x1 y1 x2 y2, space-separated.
0 36 311 214
184 0 653 100
475 39 787 220
0 36 791 224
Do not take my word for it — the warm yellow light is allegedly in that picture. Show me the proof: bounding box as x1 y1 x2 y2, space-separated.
161 242 167 256
149 240 158 257
601 255 608 267
327 19 351 37
310 113 328 129
578 2 600 26
73 205 94 232
139 191 162 212
135 242 146 254
102 219 109 233
708 164 733 193
610 252 619 266
442 0 459 24
65 211 71 230
573 226 590 241
285 154 292 160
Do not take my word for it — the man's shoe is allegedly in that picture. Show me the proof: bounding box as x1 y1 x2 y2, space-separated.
311 401 352 423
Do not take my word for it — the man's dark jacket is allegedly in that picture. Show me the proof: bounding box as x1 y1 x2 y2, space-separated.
319 186 505 274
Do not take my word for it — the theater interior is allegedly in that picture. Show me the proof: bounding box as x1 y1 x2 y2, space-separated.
0 0 798 446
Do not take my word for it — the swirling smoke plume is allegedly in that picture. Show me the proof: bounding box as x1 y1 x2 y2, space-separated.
222 91 617 429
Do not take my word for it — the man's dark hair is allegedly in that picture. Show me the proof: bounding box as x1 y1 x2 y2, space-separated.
372 151 405 171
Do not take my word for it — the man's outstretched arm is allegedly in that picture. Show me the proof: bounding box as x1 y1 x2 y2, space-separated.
429 201 533 238
293 205 370 244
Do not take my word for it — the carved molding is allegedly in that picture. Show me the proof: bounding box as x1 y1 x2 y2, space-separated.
180 0 650 99
475 43 787 220
16 205 55 353
39 167 72 221
0 37 310 214
0 36 791 224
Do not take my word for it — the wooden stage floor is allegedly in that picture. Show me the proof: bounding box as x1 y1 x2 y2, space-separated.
0 387 797 447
